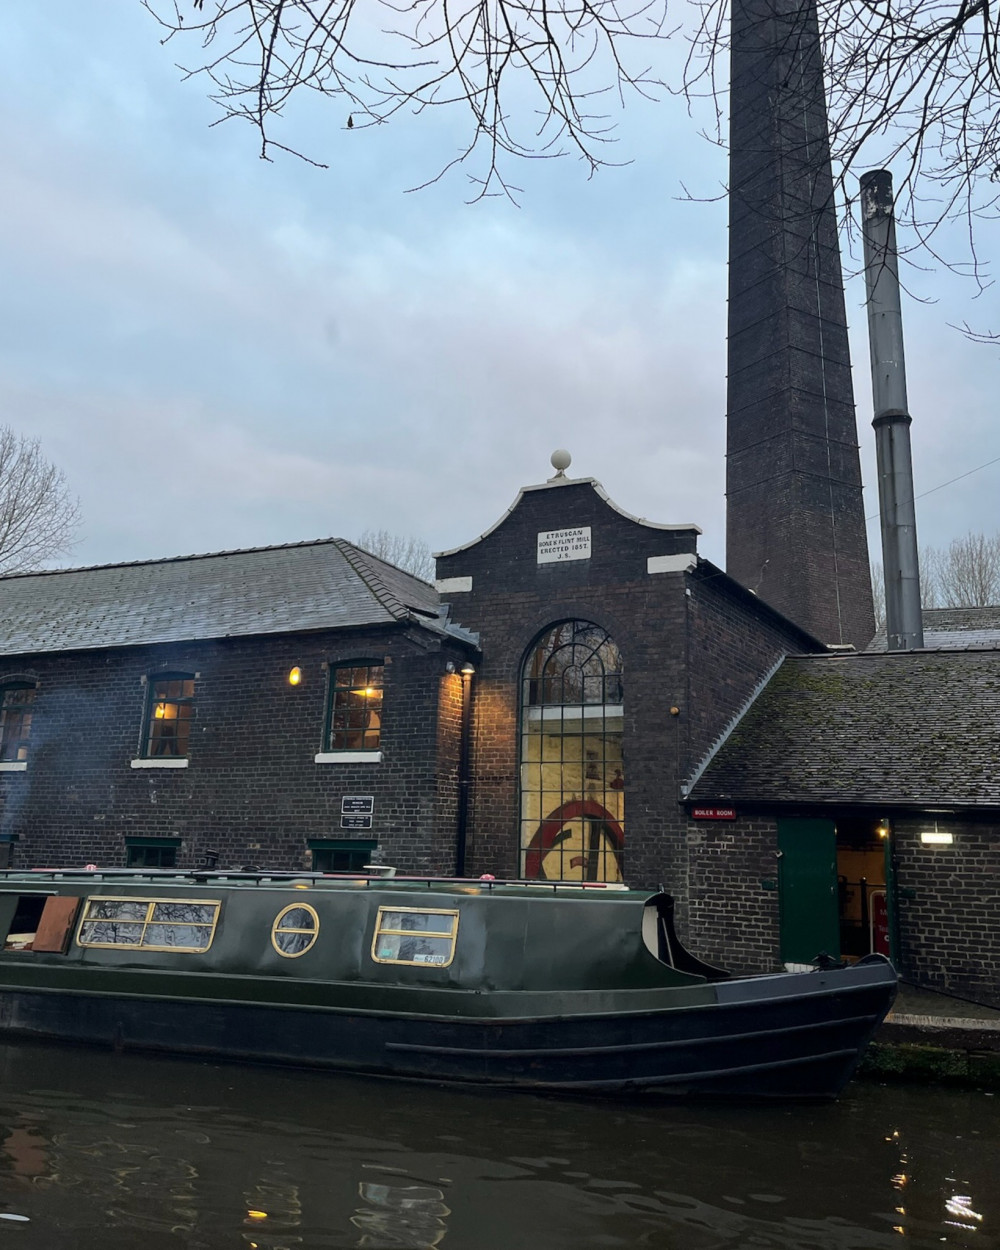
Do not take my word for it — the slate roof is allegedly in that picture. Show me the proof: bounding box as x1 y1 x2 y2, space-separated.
687 649 1000 809
868 605 1000 651
0 539 445 657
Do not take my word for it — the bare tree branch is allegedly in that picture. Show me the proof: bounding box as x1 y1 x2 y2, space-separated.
355 527 435 579
923 530 1000 605
0 428 81 574
684 0 1000 277
144 0 670 197
146 0 1000 263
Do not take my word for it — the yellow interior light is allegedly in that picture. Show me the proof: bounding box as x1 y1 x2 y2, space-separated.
288 667 302 686
153 703 166 719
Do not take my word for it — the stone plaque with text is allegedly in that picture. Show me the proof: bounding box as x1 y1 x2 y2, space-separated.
537 526 592 564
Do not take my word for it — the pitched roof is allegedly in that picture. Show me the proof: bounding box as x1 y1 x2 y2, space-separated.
0 539 443 657
687 649 1000 809
868 605 1000 651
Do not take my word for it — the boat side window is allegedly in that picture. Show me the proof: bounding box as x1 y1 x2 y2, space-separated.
271 904 320 957
77 898 220 952
2 895 82 953
371 908 459 968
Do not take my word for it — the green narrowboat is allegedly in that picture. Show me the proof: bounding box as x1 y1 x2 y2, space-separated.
0 868 896 1098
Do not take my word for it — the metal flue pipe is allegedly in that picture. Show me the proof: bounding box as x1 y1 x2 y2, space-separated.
860 169 924 650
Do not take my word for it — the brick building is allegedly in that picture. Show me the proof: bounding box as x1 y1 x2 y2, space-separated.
2 473 997 1005
0 539 476 876
434 467 818 918
685 644 1000 1007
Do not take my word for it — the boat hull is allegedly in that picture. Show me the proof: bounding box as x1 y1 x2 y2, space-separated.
0 959 895 1099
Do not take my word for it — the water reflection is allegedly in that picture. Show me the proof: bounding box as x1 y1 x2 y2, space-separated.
352 1175 450 1248
0 1041 994 1249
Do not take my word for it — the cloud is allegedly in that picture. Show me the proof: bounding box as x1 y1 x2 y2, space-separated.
0 0 996 587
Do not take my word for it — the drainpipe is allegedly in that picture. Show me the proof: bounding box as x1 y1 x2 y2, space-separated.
860 169 924 650
454 661 475 876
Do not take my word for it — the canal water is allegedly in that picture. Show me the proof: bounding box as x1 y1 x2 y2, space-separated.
0 1042 994 1249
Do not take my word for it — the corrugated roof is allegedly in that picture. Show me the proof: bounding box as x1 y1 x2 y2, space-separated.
0 539 441 657
868 605 1000 651
687 649 1000 808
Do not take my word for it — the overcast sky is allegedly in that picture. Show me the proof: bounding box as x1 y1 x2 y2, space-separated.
1 2 997 575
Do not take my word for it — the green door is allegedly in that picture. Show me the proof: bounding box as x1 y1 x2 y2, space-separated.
777 818 839 964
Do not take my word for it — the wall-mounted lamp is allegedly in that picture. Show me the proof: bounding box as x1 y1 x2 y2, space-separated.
288 666 302 686
920 823 953 846
445 661 457 674
876 822 889 839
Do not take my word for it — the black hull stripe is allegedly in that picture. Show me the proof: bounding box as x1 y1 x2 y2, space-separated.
515 1047 863 1090
384 1011 879 1060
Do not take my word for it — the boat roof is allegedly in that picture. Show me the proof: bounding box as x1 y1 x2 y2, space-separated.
0 869 647 900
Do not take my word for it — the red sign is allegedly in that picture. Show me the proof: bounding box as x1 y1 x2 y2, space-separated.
691 806 737 821
870 889 890 956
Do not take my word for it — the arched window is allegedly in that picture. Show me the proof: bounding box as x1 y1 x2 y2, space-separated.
519 621 624 882
0 682 36 763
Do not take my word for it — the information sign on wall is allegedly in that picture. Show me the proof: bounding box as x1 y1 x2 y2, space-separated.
870 889 890 956
537 526 592 564
690 806 737 821
340 814 374 831
341 796 375 815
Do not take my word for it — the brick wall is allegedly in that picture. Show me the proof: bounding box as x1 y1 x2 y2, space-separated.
686 568 819 771
0 624 468 874
893 815 1000 1007
679 807 1000 997
438 478 815 932
439 480 697 891
684 813 781 973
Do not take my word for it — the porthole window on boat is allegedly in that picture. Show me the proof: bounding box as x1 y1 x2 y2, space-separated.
271 904 320 957
371 908 459 967
77 898 220 952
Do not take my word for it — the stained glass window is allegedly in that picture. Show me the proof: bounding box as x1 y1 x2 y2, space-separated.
520 621 625 883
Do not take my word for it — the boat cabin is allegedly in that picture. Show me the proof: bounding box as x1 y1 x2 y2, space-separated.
0 871 726 1001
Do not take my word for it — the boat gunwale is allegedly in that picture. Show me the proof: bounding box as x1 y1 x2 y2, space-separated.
0 961 896 1026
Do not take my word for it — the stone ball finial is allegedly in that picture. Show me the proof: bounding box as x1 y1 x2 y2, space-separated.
550 449 572 477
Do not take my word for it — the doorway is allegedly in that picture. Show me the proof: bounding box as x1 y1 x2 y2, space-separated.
777 815 891 967
836 817 889 959
777 818 838 966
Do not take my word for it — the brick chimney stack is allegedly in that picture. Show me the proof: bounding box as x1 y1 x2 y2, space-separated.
725 0 874 648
